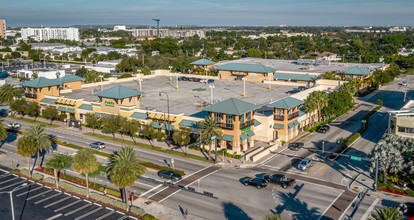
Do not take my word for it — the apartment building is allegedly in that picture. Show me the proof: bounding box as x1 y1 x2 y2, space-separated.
0 19 6 39
131 29 206 38
21 27 79 41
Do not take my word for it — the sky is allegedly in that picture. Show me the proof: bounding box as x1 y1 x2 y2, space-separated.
1 0 413 27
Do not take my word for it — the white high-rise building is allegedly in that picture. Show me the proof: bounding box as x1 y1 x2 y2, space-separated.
21 27 79 41
0 19 6 39
131 29 206 38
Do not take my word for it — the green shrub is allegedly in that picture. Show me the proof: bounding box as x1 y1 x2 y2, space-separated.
43 177 56 184
44 168 54 174
12 169 20 174
59 182 87 196
106 188 121 197
90 192 126 209
143 213 156 220
345 132 360 146
130 207 146 217
32 173 44 180
406 190 414 197
281 141 286 146
20 169 29 176
117 73 133 79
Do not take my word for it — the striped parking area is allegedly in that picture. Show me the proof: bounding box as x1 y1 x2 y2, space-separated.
0 170 137 220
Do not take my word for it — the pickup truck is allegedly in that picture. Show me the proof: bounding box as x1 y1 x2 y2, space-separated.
263 174 295 188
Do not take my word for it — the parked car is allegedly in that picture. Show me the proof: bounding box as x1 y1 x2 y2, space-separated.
178 76 187 81
298 158 313 170
263 174 296 189
158 170 182 181
17 62 23 65
289 88 300 94
207 79 215 83
317 125 330 133
187 77 196 82
326 153 339 161
7 122 21 129
288 142 304 151
395 202 414 217
89 142 105 149
11 62 17 65
193 78 200 82
298 86 307 91
242 178 267 189
200 79 208 83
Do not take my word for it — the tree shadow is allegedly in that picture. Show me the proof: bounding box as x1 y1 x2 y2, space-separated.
222 202 253 220
274 183 320 220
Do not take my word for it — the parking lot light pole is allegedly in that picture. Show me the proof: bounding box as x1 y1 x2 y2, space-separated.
175 72 179 90
242 78 247 97
209 85 215 104
169 66 172 81
159 91 170 140
138 78 143 91
99 74 103 91
0 183 28 220
268 72 272 91
206 69 209 84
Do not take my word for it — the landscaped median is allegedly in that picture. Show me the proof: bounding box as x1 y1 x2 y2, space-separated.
11 169 155 219
8 115 60 128
54 139 186 176
84 132 213 164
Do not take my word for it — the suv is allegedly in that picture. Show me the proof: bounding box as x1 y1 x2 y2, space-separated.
263 174 295 189
288 142 304 151
89 142 105 149
158 170 182 181
242 178 267 189
7 122 21 129
298 158 313 170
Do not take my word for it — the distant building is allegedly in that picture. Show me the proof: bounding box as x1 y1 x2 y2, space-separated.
21 27 79 41
30 43 67 50
114 25 126 31
0 19 6 39
344 29 371 33
217 63 276 83
300 52 338 61
135 35 156 41
389 27 407 32
399 48 414 57
388 100 414 138
131 29 206 38
18 69 65 80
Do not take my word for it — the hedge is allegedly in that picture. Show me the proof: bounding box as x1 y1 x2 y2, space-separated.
345 132 361 147
12 169 20 174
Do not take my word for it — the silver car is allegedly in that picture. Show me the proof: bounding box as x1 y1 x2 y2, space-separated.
89 142 105 149
298 158 313 170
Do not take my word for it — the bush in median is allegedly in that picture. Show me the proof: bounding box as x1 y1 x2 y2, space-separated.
345 132 361 147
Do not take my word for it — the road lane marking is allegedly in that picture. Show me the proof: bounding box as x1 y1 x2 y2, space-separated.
361 198 380 220
317 191 344 220
75 207 103 220
64 203 93 216
44 196 72 208
54 199 82 212
307 161 333 177
26 189 53 201
45 213 63 220
34 193 62 204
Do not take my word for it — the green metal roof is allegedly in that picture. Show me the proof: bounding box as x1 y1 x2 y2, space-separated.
179 119 200 129
223 134 234 142
254 119 261 127
94 85 144 99
55 75 85 83
293 120 300 126
342 67 371 76
190 58 215 66
298 109 306 117
39 98 56 105
78 104 93 111
151 122 162 129
57 106 66 112
240 133 248 140
21 77 61 88
268 97 304 109
203 98 259 115
246 130 255 137
130 112 148 120
273 73 317 82
66 108 75 114
161 124 174 131
216 63 276 74
273 123 284 129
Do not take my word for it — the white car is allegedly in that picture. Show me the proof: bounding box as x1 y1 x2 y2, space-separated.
7 122 21 129
200 79 208 83
298 158 313 170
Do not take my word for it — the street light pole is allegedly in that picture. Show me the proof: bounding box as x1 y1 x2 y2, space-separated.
209 85 215 104
159 91 170 140
169 66 172 81
99 74 103 91
206 69 208 84
175 72 179 90
138 78 143 91
268 72 272 91
242 78 247 97
0 183 28 220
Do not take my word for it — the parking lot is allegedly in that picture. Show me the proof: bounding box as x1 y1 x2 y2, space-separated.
0 170 136 220
67 75 297 115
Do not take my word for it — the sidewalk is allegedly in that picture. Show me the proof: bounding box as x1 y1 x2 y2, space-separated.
7 115 250 168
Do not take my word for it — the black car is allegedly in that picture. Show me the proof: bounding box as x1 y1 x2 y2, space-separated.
158 170 182 181
288 142 304 151
187 77 196 82
242 178 267 189
289 88 300 94
263 174 295 189
317 125 330 133
298 86 307 91
178 76 188 81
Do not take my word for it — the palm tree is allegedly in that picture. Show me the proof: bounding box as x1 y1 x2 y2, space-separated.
370 206 403 220
0 84 21 103
72 149 99 198
46 153 72 188
199 117 222 160
108 146 147 212
263 214 283 220
16 136 38 177
0 121 7 141
25 125 51 168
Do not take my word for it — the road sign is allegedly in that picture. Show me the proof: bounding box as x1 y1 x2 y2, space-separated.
210 136 217 140
350 156 362 161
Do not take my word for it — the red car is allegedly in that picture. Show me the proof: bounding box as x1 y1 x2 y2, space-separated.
11 62 17 65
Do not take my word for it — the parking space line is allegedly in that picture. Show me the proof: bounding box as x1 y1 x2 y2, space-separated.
361 198 380 220
34 193 62 204
74 207 103 220
73 196 80 199
36 182 43 186
29 180 34 183
0 177 19 184
129 217 138 220
17 186 42 197
12 174 18 177
64 203 93 216
45 186 51 189
96 211 115 220
0 180 27 191
0 173 11 178
94 203 102 207
84 200 92 203
106 207 114 211
117 211 125 215
117 215 128 220
44 196 72 208
45 213 63 220
54 200 82 212
26 189 53 201
55 189 62 193
64 192 71 196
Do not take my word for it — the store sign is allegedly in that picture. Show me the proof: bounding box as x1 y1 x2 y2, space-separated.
241 126 251 134
105 101 115 107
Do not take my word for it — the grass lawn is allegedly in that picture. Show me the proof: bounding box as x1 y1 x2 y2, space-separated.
9 116 60 128
84 132 212 163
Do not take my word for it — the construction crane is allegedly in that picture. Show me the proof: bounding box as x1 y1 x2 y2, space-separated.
152 18 160 37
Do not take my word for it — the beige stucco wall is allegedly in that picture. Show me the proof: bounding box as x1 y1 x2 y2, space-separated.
316 79 347 86
254 114 274 142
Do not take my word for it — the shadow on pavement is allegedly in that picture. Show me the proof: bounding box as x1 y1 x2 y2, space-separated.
222 202 253 220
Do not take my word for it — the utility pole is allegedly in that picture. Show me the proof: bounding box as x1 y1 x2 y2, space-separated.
169 66 172 81
268 72 272 90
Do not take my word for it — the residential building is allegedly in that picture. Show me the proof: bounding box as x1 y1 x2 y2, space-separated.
398 48 414 57
300 52 338 61
0 51 29 58
22 27 79 41
131 29 206 39
18 69 65 80
389 27 407 32
388 100 414 138
54 75 84 90
190 58 215 70
30 43 67 50
21 77 61 103
0 19 6 39
114 25 126 31
217 63 276 83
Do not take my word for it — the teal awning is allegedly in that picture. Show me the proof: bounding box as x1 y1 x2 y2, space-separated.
57 106 66 112
240 133 249 140
151 122 162 129
288 122 295 128
223 134 234 142
254 119 261 127
94 112 101 118
66 108 75 114
246 130 255 137
293 120 300 126
273 123 284 129
130 112 148 120
161 124 174 131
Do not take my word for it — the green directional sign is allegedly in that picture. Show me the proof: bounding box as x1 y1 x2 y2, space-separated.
350 156 361 161
210 136 217 140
